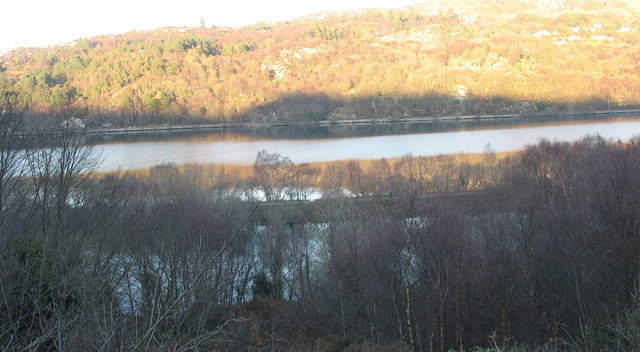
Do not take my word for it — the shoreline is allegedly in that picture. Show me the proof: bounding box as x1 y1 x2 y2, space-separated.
103 152 514 178
87 108 640 136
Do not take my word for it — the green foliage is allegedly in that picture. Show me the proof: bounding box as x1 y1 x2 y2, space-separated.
138 89 173 113
23 70 55 89
385 9 409 29
14 238 51 278
158 90 173 109
141 92 160 114
558 13 592 27
116 94 134 109
1 1 639 125
172 35 220 56
74 38 96 52
251 272 274 299
54 55 91 73
223 39 256 56
165 60 182 75
322 336 363 352
148 56 167 75
8 238 72 323
252 21 271 31
222 44 235 56
112 60 142 88
16 70 57 104
0 73 10 88
304 24 345 41
0 78 30 114
516 13 542 23
48 85 70 109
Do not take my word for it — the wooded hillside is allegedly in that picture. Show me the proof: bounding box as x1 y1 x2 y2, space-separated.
1 0 640 127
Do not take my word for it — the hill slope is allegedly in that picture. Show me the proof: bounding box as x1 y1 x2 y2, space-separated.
1 0 639 127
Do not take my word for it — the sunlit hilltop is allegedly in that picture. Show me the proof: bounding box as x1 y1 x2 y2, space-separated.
1 0 639 127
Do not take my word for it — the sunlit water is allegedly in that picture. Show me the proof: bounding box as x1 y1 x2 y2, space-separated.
93 115 640 171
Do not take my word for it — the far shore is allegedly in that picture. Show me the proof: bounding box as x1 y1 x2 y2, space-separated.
102 151 515 179
86 108 640 136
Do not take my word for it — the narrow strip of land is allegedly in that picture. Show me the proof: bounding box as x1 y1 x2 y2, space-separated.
87 109 640 136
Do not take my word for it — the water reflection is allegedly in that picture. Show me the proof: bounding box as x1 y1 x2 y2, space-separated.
95 115 640 171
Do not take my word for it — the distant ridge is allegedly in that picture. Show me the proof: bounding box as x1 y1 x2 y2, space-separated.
1 0 639 128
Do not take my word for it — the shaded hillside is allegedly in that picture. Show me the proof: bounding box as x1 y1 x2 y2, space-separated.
1 0 640 127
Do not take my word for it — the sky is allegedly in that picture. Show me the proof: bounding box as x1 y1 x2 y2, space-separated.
1 0 424 50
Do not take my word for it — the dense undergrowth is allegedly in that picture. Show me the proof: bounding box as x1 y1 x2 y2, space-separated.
1 100 640 350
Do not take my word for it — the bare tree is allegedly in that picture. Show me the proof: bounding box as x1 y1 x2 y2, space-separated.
0 86 30 240
321 163 347 198
285 162 319 201
253 150 292 201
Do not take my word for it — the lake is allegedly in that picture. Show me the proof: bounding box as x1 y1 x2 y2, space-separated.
90 114 640 172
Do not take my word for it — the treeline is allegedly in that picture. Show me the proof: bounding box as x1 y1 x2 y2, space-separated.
2 91 640 350
250 149 492 201
1 0 640 127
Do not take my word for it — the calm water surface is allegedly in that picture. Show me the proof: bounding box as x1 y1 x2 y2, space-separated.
93 115 640 171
